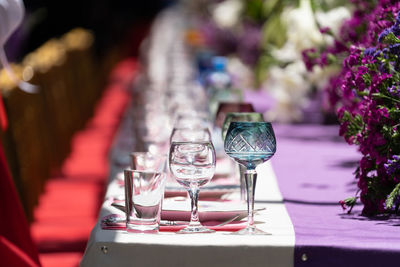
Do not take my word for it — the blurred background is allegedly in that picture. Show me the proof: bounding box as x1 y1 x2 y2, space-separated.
0 1 171 266
5 0 170 61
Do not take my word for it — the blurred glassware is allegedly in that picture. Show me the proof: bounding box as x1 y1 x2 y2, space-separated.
170 127 212 143
130 152 166 173
173 113 212 131
205 56 242 116
215 102 255 129
221 112 264 141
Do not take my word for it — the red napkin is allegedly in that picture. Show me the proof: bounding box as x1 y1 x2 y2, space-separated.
100 214 246 232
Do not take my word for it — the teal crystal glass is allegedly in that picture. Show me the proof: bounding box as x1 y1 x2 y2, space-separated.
224 122 276 235
221 112 264 202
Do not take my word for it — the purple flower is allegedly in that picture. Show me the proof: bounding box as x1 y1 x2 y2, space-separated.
384 155 400 176
302 48 318 71
320 27 331 34
389 43 400 55
364 47 377 56
378 28 392 42
388 85 400 98
237 23 262 67
396 12 400 26
302 0 400 216
346 53 360 67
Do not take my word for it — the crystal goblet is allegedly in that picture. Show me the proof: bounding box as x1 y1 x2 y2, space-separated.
224 122 276 235
221 112 264 201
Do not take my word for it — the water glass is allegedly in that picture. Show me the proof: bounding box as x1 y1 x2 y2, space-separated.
130 152 166 172
124 170 167 233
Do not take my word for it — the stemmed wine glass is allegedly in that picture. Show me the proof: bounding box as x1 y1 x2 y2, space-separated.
224 122 276 235
170 127 212 143
169 141 216 233
221 112 264 202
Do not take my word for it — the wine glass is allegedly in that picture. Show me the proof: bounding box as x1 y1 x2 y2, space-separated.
221 112 264 202
173 113 211 131
224 122 276 235
214 102 255 128
169 141 216 233
170 127 212 143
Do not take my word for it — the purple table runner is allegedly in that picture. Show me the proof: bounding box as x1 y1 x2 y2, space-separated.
271 124 400 266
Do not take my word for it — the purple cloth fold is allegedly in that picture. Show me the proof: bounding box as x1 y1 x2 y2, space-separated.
272 124 400 266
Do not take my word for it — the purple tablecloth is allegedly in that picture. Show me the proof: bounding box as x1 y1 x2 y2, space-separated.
272 124 400 267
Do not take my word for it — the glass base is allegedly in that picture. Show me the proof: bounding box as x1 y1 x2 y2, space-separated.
232 226 271 235
127 222 159 234
177 225 215 234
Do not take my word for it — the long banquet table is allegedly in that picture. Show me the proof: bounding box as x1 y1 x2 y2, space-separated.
80 102 295 267
80 4 400 267
80 102 400 267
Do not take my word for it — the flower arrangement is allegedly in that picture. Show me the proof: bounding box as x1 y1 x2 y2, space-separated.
186 0 351 122
303 0 400 216
258 0 350 122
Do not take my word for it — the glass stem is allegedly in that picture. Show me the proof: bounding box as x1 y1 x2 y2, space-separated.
239 164 247 202
188 186 201 227
245 169 257 228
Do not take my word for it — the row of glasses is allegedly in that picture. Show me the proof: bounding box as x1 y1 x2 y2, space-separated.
123 9 219 234
126 9 278 235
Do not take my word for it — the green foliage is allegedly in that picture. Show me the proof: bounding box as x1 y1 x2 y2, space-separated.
244 0 268 23
385 183 400 209
380 32 400 45
344 196 358 207
261 13 287 48
340 111 364 144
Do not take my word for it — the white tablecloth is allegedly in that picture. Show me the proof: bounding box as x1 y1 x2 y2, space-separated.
80 160 295 267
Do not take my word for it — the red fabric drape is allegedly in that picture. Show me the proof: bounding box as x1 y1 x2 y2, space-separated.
0 95 8 130
0 141 41 266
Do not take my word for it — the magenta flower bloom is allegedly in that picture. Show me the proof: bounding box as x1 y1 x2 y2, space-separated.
303 0 400 215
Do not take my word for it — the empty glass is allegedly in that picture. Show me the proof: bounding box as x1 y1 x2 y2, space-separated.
170 127 212 143
169 141 216 233
221 112 264 201
124 170 167 233
173 114 211 131
214 102 255 128
130 152 166 172
224 122 276 235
